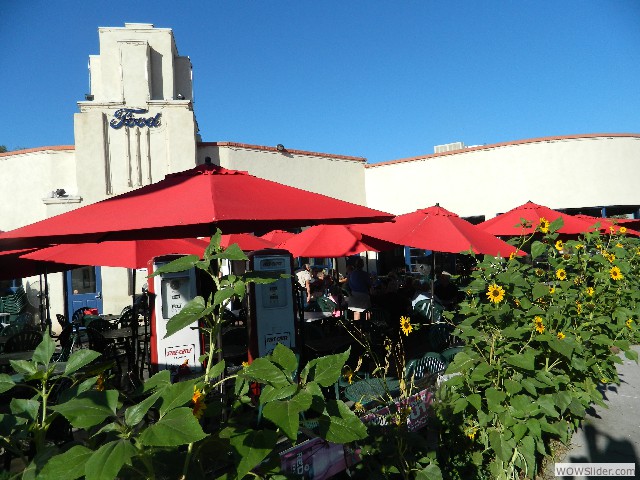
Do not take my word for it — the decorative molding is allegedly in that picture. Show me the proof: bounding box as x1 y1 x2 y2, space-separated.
42 196 83 205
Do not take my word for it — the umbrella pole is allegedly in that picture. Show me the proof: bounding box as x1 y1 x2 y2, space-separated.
38 274 45 331
431 252 436 323
44 271 52 335
130 269 138 375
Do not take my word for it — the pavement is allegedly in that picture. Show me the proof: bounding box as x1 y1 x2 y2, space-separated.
546 345 640 479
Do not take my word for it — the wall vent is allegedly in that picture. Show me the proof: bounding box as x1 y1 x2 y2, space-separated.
434 142 465 154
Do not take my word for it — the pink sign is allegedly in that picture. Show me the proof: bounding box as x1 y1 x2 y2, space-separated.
280 437 360 480
361 388 434 432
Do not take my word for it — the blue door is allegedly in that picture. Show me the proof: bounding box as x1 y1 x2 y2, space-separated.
66 266 103 320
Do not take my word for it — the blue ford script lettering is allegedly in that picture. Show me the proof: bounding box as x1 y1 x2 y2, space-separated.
110 108 162 129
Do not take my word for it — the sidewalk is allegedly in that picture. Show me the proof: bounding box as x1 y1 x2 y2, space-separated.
547 345 640 479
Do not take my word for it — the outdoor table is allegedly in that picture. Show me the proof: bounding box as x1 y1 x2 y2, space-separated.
0 350 35 365
303 311 332 322
343 377 401 406
102 326 147 373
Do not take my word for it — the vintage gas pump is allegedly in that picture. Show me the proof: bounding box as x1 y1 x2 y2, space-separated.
147 255 203 376
247 249 298 362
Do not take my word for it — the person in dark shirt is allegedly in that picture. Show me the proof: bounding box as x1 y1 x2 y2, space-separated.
347 258 371 320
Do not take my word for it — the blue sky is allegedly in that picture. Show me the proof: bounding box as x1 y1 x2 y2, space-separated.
1 1 639 164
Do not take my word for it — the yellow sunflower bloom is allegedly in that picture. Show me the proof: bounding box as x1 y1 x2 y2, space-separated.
616 243 623 248
95 373 105 392
539 218 550 233
610 266 623 281
242 361 249 368
620 226 627 234
555 240 564 251
556 268 567 281
609 226 616 234
401 318 413 336
549 286 555 295
557 332 566 340
535 268 544 276
509 252 516 261
354 402 365 412
586 287 594 296
533 316 545 334
576 302 582 314
192 387 207 420
486 283 505 303
626 319 633 329
575 244 584 250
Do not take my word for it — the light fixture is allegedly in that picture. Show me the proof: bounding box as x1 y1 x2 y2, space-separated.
177 93 185 100
84 94 94 101
276 144 285 152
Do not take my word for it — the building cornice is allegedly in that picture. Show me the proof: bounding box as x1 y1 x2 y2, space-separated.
365 133 640 168
199 141 367 163
0 146 75 158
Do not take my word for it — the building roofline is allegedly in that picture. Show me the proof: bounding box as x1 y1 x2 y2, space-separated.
365 133 640 168
198 141 367 163
0 145 75 158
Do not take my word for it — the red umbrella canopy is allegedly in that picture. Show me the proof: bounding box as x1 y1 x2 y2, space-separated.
572 214 640 236
478 201 597 236
259 230 296 244
353 205 523 257
0 248 70 281
21 238 209 269
220 234 275 252
276 224 399 258
0 163 394 250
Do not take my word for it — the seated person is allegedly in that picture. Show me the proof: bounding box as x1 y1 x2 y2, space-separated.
433 271 461 307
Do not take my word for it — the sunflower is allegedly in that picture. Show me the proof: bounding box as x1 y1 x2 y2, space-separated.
573 276 582 286
575 243 584 250
576 302 582 314
616 243 623 248
626 319 633 329
95 373 105 392
555 240 564 251
535 268 544 276
556 268 567 281
343 369 354 384
242 361 249 368
533 316 545 333
354 402 365 413
539 218 550 233
192 387 207 420
549 286 556 295
557 332 566 340
607 253 616 263
509 252 517 261
586 287 594 296
610 266 623 281
609 226 616 234
620 226 627 234
465 425 479 440
400 317 413 336
486 283 505 303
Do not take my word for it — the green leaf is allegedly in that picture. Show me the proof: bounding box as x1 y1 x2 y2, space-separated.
549 217 564 233
225 427 278 480
486 388 506 413
317 400 368 443
489 430 512 462
519 435 537 474
532 283 550 301
85 439 137 480
537 395 559 418
625 349 639 362
10 398 39 422
467 393 482 410
50 390 118 428
32 334 56 365
531 241 547 259
213 287 236 308
138 407 208 446
453 397 468 414
263 391 313 440
124 391 161 427
64 349 102 376
416 463 443 480
571 356 587 371
158 379 197 416
149 255 200 276
164 296 213 339
260 384 299 404
270 343 299 376
39 445 93 480
0 373 16 394
9 359 37 376
506 351 535 371
305 349 350 387
141 370 172 394
470 361 493 381
244 357 289 387
213 243 248 261
504 379 523 395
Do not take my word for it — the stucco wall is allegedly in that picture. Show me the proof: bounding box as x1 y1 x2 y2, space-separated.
364 135 640 218
197 143 368 207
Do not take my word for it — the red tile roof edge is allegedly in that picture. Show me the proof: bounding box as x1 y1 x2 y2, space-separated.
365 133 640 168
0 145 75 158
199 141 367 163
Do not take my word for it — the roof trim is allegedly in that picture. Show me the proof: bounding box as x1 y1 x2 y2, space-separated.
0 145 75 158
198 141 366 163
365 133 640 168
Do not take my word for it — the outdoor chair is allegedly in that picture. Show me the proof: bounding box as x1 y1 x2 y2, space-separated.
427 322 455 352
85 326 126 380
4 330 43 353
405 352 447 388
440 346 464 366
71 307 88 325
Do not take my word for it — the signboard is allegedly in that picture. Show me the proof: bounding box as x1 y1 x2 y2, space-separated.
361 388 434 432
110 108 161 129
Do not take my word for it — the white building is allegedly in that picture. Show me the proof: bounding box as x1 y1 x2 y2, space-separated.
1 23 639 327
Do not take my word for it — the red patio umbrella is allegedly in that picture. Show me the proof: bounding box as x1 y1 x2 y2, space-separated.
572 214 640 236
0 163 394 250
353 205 523 257
259 230 296 245
219 233 275 252
0 248 70 281
276 224 399 258
478 201 597 236
20 238 211 269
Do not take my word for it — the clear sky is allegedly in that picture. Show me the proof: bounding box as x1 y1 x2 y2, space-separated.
1 1 639 164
